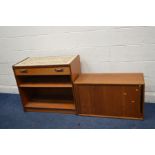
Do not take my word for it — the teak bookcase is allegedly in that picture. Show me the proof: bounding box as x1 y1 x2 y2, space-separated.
13 55 81 114
13 55 145 120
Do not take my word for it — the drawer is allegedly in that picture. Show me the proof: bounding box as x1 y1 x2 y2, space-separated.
14 67 71 75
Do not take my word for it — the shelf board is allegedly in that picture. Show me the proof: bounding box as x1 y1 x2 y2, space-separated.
19 82 72 88
24 101 75 110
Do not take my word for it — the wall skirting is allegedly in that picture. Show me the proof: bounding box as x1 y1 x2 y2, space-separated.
0 85 18 94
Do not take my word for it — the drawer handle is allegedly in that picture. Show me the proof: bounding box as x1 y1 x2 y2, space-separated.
20 69 28 73
54 68 64 72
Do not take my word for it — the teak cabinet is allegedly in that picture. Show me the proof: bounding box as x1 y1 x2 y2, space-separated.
74 74 145 120
13 55 145 120
13 55 81 114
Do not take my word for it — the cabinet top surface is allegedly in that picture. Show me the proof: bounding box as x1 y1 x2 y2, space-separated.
14 55 78 67
74 73 145 85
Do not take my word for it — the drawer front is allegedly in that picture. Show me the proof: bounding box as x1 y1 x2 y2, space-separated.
15 67 70 75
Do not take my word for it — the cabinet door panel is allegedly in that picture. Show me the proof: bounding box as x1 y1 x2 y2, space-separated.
76 85 124 116
76 86 93 114
75 85 142 118
101 85 124 116
123 85 141 117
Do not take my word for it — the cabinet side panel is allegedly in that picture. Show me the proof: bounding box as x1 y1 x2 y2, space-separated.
140 85 145 117
70 55 81 114
70 55 81 81
12 66 28 109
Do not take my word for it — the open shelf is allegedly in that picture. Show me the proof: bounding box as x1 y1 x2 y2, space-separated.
19 83 72 88
22 87 73 98
24 90 75 110
18 75 72 88
22 87 74 110
25 101 75 110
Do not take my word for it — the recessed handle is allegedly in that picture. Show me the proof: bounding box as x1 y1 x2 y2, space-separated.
123 92 127 96
20 69 28 73
131 100 136 103
54 68 64 72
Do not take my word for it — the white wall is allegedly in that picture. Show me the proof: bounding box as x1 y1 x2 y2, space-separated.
0 26 155 103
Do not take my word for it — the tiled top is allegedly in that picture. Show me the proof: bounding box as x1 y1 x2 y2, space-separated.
15 55 78 66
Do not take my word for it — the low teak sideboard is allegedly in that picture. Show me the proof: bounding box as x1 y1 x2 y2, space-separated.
74 73 144 120
13 55 145 120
